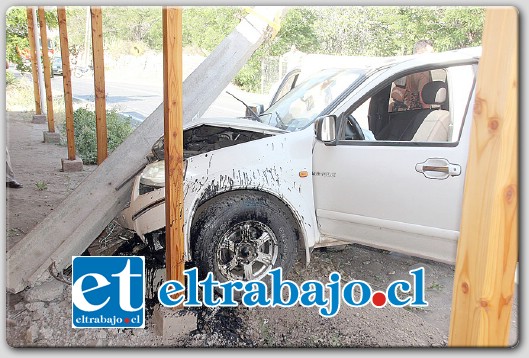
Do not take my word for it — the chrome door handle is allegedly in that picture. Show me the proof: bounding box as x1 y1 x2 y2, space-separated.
416 158 461 179
421 165 449 173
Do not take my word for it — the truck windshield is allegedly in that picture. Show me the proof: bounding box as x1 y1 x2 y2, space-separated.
259 68 365 131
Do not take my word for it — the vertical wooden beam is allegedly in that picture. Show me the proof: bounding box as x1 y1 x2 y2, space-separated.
26 7 42 115
32 7 46 112
90 6 107 164
57 7 76 161
162 7 185 305
37 7 54 132
449 8 518 347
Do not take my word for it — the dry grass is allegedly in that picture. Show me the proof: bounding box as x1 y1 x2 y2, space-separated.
6 74 66 127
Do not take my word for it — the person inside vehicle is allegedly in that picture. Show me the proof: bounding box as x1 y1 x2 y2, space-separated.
389 40 434 111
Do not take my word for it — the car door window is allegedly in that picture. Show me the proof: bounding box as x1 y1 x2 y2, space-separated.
347 65 474 144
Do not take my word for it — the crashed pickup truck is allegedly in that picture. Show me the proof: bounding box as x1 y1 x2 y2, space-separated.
117 47 480 283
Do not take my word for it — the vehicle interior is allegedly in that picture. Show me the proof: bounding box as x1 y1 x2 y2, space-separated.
347 68 456 143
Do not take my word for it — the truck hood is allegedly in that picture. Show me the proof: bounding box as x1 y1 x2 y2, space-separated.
147 116 289 161
184 116 287 135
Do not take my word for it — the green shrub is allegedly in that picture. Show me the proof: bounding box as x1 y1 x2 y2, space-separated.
233 56 262 93
61 107 133 164
6 71 16 86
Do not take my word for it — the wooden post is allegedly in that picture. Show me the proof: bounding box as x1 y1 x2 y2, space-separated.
449 8 518 347
32 7 46 112
90 7 107 164
26 7 42 115
37 7 54 132
57 7 76 161
162 7 185 304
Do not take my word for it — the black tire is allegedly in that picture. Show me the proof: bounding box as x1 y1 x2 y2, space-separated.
192 192 298 288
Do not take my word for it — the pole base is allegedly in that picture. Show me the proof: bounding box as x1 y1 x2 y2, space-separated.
152 304 197 339
61 158 83 172
43 131 60 144
32 114 47 124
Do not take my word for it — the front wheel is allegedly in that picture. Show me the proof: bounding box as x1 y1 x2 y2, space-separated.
192 192 298 286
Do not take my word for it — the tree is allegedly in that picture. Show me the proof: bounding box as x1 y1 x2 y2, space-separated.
311 6 484 56
233 7 320 92
60 7 240 56
6 6 58 71
6 5 485 92
6 7 29 70
182 7 243 54
234 6 485 91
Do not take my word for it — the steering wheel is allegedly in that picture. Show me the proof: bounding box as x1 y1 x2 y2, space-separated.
345 114 365 140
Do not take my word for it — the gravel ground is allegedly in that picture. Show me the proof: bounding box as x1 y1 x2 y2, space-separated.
4 243 461 348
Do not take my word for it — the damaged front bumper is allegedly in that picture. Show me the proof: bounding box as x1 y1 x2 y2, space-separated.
117 124 274 242
117 173 166 241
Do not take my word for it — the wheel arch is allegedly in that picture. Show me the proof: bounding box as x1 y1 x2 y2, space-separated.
188 188 310 266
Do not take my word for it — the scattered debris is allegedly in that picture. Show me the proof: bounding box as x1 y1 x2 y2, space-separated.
87 220 135 256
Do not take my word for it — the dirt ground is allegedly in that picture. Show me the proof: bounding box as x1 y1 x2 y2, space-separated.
4 111 519 348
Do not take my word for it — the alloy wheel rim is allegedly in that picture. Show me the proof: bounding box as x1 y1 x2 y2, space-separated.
216 220 278 281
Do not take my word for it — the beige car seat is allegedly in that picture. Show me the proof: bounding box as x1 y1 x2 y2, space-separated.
412 81 450 142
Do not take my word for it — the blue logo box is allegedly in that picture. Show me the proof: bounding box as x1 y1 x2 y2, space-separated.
71 256 145 328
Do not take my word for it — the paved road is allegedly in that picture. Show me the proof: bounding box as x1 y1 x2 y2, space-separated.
51 74 162 121
11 60 272 123
49 72 260 122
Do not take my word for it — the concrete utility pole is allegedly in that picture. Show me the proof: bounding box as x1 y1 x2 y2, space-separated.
449 7 518 347
7 6 287 294
83 7 90 67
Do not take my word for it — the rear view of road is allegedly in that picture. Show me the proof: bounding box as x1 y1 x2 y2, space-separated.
50 64 263 123
51 74 163 122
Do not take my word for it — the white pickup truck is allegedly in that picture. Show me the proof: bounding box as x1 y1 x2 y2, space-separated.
117 47 480 283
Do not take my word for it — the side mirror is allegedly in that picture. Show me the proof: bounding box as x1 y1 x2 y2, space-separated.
246 104 264 118
315 115 337 145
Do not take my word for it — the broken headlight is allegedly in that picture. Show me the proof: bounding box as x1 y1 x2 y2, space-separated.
140 160 165 187
139 160 187 189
